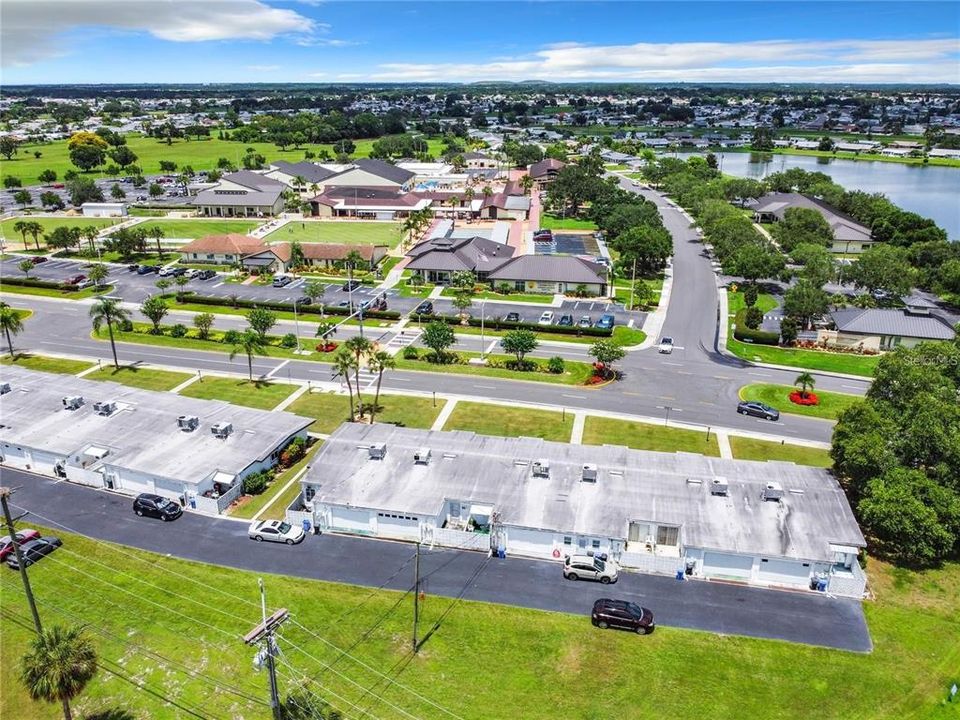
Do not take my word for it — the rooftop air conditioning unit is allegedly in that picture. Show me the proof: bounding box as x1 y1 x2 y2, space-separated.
0 382 10 395
581 464 598 483
62 395 84 410
413 447 431 465
762 482 784 502
211 422 233 439
368 443 386 460
177 415 199 432
93 400 116 416
532 459 550 478
711 477 729 496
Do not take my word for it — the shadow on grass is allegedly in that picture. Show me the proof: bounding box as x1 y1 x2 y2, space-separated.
86 709 137 720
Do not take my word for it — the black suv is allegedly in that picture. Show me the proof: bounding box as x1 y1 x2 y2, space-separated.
7 537 62 570
591 598 655 634
342 279 361 292
737 400 780 421
195 269 216 280
133 493 183 521
413 301 434 316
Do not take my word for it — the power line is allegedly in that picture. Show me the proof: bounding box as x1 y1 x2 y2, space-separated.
273 656 384 720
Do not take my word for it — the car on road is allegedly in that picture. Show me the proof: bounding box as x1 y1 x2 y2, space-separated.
30 256 47 265
6 537 62 570
577 315 592 328
413 301 434 316
558 314 574 327
658 336 674 354
0 529 41 561
538 311 554 325
563 554 618 584
591 598 655 634
272 275 293 287
195 269 216 280
132 493 183 521
505 312 521 322
595 314 616 330
342 279 361 292
248 520 305 545
737 400 780 421
631 179 640 187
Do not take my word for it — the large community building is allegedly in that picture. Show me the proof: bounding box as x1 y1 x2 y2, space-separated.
0 368 311 516
751 192 876 254
289 424 868 598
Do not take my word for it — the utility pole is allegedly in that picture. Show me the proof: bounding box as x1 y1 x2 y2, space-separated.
627 257 637 310
0 487 43 635
243 579 288 720
412 542 421 654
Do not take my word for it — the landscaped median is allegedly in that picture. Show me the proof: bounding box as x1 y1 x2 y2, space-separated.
442 401 574 442
582 416 721 456
286 390 444 433
0 277 114 300
0 353 94 375
729 437 833 468
739 383 862 421
396 348 595 386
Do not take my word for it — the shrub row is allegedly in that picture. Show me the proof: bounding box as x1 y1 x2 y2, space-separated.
0 276 81 292
177 292 401 320
414 313 613 337
733 309 780 345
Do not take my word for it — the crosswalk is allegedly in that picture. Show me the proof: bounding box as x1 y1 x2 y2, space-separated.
335 329 422 390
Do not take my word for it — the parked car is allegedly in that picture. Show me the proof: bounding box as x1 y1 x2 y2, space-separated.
75 279 94 289
248 520 305 545
342 279 361 292
195 269 216 280
30 256 48 265
158 266 184 277
577 315 592 328
67 274 86 285
595 314 616 330
0 529 41 561
533 229 553 242
136 194 147 201
183 268 199 279
127 263 140 272
272 275 293 288
737 400 780 421
505 312 521 322
295 296 312 306
538 311 554 325
563 554 618 584
558 314 574 327
136 265 159 275
658 337 674 354
413 301 434 315
132 493 183 521
591 598 655 634
7 537 62 570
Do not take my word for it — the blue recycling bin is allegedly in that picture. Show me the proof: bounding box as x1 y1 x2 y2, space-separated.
301 519 312 535
675 570 684 581
817 578 828 592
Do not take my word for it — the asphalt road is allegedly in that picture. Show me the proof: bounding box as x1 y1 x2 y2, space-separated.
3 466 872 652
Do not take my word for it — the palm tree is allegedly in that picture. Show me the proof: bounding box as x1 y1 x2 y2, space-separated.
0 303 25 357
229 329 266 382
86 262 109 288
366 350 396 424
344 335 372 418
89 297 130 370
19 624 98 720
520 175 534 195
333 347 358 422
149 226 166 260
794 371 815 399
12 219 31 250
481 185 493 199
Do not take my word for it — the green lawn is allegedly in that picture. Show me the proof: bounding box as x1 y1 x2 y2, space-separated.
1 134 447 187
1 217 120 248
2 528 957 720
265 221 403 248
178 377 297 410
613 277 663 310
397 351 595 386
739 383 863 421
0 353 94 375
538 214 599 231
582 416 721 456
84 365 192 392
286 390 444 433
729 437 833 467
230 442 321 520
443 401 574 442
134 219 263 239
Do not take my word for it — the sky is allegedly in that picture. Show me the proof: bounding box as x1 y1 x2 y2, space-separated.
2 0 959 85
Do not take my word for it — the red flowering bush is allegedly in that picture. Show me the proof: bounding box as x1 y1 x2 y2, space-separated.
790 391 820 406
316 342 338 353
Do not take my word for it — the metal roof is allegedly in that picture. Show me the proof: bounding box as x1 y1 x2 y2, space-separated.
830 308 956 340
304 425 865 563
488 255 607 284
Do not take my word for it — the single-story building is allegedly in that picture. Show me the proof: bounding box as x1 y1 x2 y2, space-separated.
527 158 565 188
321 158 415 191
81 202 127 218
752 192 875 253
310 187 431 219
0 367 311 516
820 301 956 351
487 254 609 296
193 170 286 217
405 234 515 284
290 424 867 597
480 192 531 220
178 234 267 266
264 160 338 192
463 151 498 169
241 242 388 274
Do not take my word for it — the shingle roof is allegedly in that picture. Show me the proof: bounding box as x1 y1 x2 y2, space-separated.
324 158 415 185
245 243 383 263
753 192 872 241
528 158 565 178
179 234 266 255
222 170 286 192
488 255 607 284
192 188 283 207
830 308 956 340
405 235 514 274
271 160 338 184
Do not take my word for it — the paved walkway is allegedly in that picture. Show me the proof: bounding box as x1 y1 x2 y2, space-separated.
431 397 458 430
570 411 586 444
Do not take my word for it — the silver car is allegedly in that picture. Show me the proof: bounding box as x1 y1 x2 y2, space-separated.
248 520 305 545
563 554 619 584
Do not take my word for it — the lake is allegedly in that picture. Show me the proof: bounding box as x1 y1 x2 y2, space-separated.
678 152 960 240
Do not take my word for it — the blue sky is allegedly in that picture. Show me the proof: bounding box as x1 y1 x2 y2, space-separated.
3 1 958 84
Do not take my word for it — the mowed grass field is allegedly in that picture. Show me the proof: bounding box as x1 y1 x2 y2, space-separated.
1 528 958 720
1 216 121 244
134 219 264 239
2 135 447 187
265 221 403 248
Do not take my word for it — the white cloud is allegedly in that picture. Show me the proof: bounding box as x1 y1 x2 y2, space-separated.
1 0 317 67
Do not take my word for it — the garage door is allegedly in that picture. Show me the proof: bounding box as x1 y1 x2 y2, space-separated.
757 558 811 587
376 512 420 540
331 507 373 534
702 552 754 580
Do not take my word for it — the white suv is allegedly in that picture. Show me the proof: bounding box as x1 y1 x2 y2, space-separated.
563 554 619 584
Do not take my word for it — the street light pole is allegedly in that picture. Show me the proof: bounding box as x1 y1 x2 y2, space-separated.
293 299 301 353
480 299 487 359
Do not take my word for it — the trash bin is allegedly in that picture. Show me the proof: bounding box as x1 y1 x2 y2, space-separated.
817 578 828 592
675 569 685 581
301 519 311 535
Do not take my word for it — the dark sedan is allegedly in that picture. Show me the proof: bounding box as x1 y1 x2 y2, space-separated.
737 400 780 421
133 493 183 521
591 598 655 634
413 301 434 316
6 537 62 570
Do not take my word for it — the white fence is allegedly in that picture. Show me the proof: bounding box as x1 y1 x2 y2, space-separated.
428 527 491 552
617 551 683 576
828 561 868 598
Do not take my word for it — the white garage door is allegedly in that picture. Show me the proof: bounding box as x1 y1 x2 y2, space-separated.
331 507 373 534
376 512 420 540
757 558 811 587
702 551 754 580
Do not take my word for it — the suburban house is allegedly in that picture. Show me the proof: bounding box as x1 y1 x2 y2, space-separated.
819 298 956 351
288 424 867 598
488 255 609 296
192 170 286 217
241 242 388 274
405 233 515 284
527 158 565 189
178 234 267 266
752 192 875 254
0 367 311 516
310 186 432 219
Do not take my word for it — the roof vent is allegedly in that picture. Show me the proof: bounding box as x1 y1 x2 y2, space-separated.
711 477 729 496
93 400 117 416
0 382 10 395
211 422 233 439
368 442 386 460
532 459 550 478
762 482 784 502
414 447 431 465
62 395 84 410
177 415 200 432
581 464 598 483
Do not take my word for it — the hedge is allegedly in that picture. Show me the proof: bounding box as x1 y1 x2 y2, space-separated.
0 276 81 292
177 293 401 320
414 313 614 337
733 309 780 345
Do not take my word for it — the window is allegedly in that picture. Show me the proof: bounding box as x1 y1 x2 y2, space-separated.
304 486 315 502
563 536 572 546
591 539 601 549
656 525 679 546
